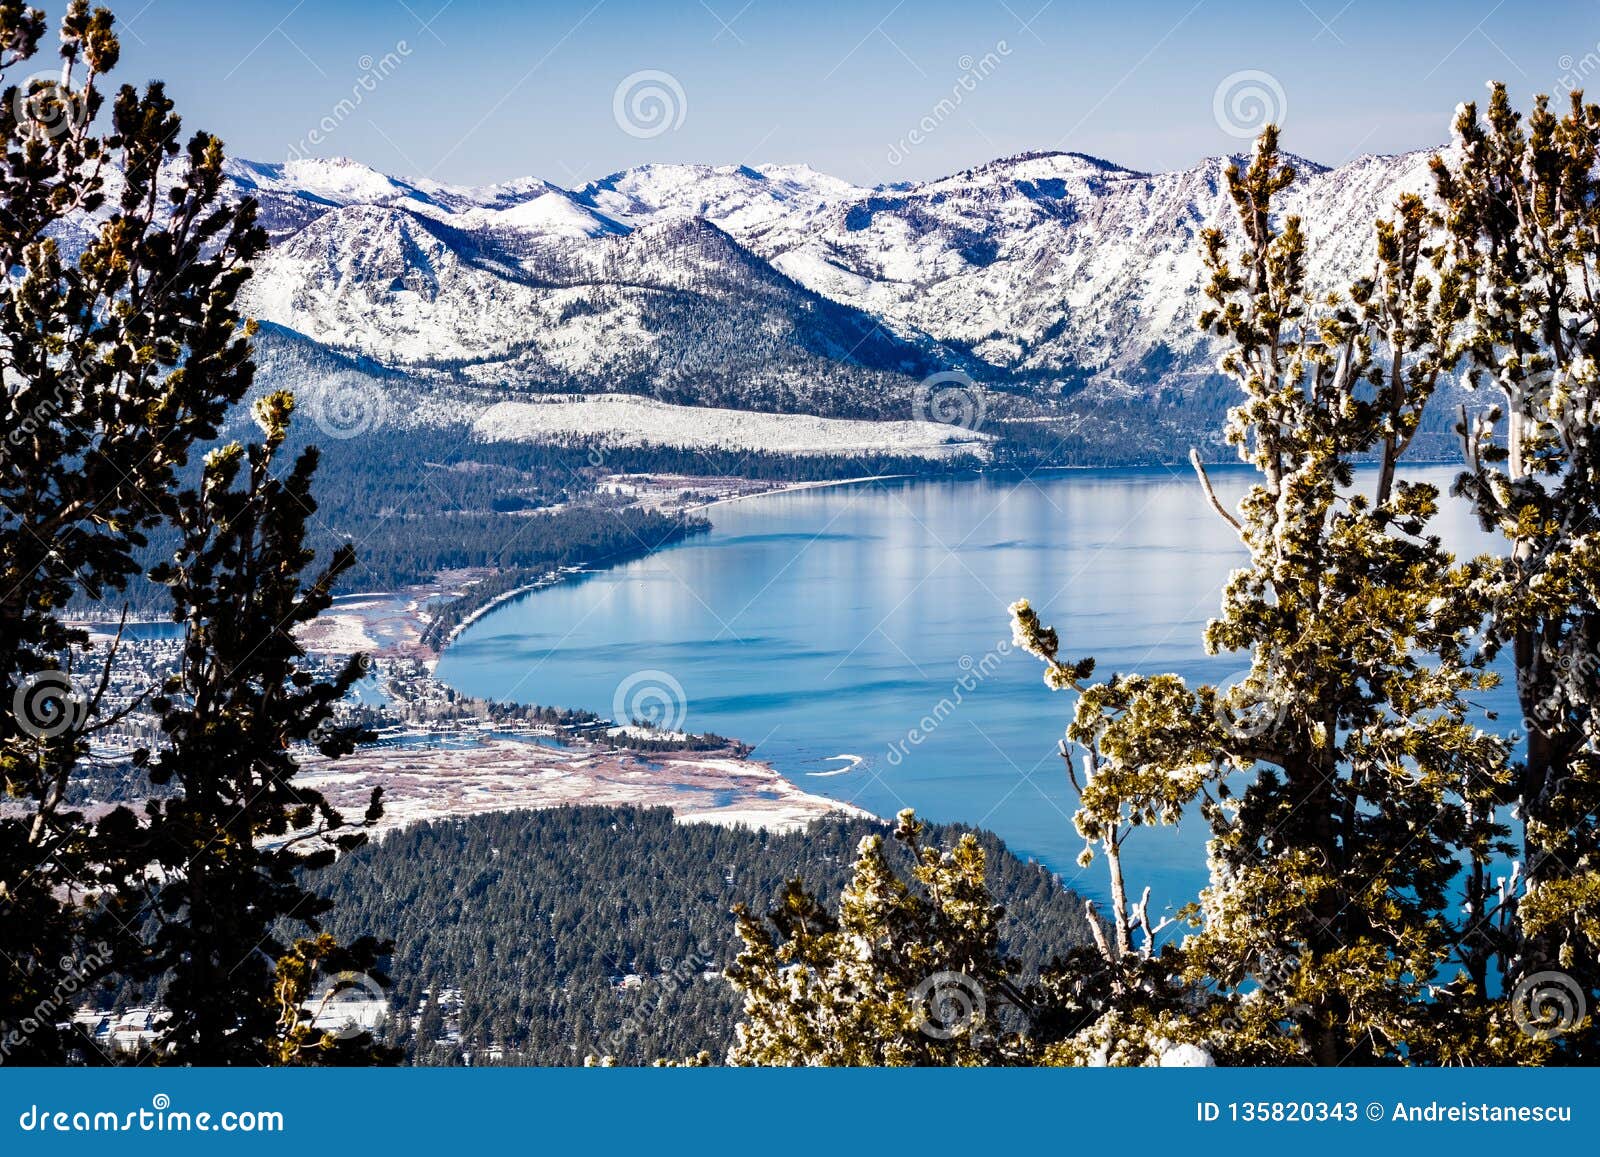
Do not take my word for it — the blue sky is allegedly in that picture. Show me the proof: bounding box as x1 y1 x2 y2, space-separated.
102 0 1600 186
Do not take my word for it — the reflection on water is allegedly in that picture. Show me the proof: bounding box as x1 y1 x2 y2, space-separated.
436 465 1514 912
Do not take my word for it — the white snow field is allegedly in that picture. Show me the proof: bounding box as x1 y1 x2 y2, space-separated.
473 395 994 459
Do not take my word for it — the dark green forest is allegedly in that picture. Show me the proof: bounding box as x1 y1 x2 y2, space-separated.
302 807 1097 1065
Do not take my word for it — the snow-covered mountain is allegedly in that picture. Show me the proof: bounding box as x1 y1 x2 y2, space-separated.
224 145 1444 449
738 149 1438 388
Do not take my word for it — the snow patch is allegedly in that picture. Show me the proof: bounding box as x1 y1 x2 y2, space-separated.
473 395 993 459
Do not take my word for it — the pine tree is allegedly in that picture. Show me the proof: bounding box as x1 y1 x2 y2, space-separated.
137 393 394 1064
1007 115 1600 1065
728 104 1600 1067
1007 128 1537 1065
726 810 1043 1065
0 3 393 1064
1435 84 1600 1059
0 0 258 1062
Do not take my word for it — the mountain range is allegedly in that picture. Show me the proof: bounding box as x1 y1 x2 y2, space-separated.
200 146 1447 459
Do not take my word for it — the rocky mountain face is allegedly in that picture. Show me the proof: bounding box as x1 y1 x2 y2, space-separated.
206 147 1446 452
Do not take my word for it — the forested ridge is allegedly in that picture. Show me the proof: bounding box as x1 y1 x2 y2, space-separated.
309 806 1098 1065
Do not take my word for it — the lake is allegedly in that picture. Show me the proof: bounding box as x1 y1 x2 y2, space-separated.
435 465 1513 915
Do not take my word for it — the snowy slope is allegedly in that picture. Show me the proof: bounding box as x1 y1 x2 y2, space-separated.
572 162 861 233
725 149 1437 385
216 144 1449 450
239 198 954 421
475 395 993 459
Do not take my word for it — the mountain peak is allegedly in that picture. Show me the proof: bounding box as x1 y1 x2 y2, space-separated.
570 161 857 229
451 190 626 239
922 151 1142 197
230 140 1456 430
1202 149 1331 177
227 156 423 206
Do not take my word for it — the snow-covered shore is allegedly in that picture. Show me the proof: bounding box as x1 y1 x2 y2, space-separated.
299 736 875 836
473 395 993 460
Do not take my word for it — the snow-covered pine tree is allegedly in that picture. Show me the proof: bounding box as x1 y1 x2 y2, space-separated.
1009 125 1514 1065
0 3 393 1064
728 103 1600 1066
726 810 1043 1065
1436 84 1600 1061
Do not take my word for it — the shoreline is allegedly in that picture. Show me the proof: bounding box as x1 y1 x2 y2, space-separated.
296 730 877 837
70 461 1477 843
426 474 923 655
392 476 918 830
687 472 913 512
431 564 587 657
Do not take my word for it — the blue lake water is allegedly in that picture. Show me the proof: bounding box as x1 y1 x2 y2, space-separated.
435 465 1514 915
